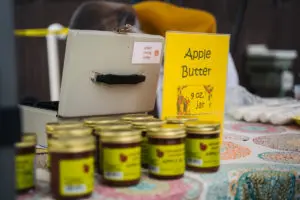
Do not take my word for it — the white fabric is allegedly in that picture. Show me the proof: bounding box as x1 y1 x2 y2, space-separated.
228 99 300 125
157 53 239 117
227 53 239 89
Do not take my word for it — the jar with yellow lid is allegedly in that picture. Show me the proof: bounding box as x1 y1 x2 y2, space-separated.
121 113 154 121
147 124 186 180
100 129 142 186
15 133 37 194
49 135 95 200
48 127 93 169
131 119 166 168
93 122 132 174
165 116 198 125
185 121 220 172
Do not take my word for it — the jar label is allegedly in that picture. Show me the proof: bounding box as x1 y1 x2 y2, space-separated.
186 138 220 168
16 154 35 190
141 137 148 166
59 156 94 196
103 147 141 181
148 143 185 176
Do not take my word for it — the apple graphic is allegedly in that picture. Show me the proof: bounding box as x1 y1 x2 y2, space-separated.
200 143 207 151
83 164 89 173
156 149 164 158
120 154 128 162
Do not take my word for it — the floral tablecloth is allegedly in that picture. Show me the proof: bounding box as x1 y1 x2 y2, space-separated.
19 118 300 200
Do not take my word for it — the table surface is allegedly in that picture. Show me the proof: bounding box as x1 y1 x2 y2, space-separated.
19 118 300 200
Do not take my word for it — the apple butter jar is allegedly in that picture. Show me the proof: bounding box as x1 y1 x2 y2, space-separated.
93 122 132 174
147 124 186 180
49 135 95 200
121 113 154 122
100 129 142 187
166 116 198 125
48 126 92 169
185 121 220 172
15 133 37 194
131 119 166 168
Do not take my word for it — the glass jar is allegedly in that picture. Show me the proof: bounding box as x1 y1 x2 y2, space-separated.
121 113 154 122
147 124 186 180
15 133 37 194
131 119 166 168
49 135 95 200
93 122 132 174
48 127 92 169
165 116 198 125
185 121 220 172
100 130 142 186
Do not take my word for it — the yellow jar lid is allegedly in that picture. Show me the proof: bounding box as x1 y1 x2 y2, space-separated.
49 135 95 153
101 134 142 144
148 124 186 139
100 129 141 137
131 119 166 129
121 113 154 121
165 116 198 124
185 121 220 134
46 121 84 134
83 117 120 127
94 122 132 133
16 133 37 148
51 127 93 138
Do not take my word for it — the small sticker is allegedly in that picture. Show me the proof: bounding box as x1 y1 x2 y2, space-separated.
132 42 163 64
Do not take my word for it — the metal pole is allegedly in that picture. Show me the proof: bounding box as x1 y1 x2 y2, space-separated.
0 0 21 199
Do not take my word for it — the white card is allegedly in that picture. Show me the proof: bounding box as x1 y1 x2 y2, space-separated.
132 42 163 64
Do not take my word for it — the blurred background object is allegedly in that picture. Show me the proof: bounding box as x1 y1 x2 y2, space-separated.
15 0 299 102
245 44 297 97
1 0 21 199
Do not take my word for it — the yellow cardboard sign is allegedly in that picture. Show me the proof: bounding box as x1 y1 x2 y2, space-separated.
161 32 229 125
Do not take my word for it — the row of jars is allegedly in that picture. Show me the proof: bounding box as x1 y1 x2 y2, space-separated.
16 114 221 200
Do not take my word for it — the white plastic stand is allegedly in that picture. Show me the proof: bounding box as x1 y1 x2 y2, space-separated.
46 23 67 101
